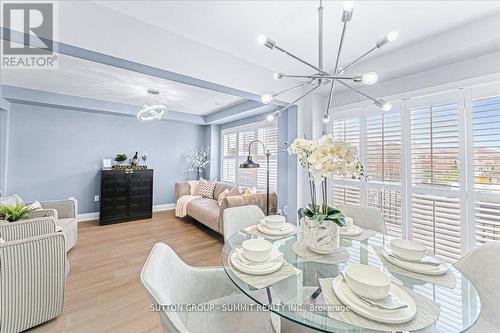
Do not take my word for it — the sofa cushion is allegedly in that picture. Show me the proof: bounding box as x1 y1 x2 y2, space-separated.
213 182 235 200
187 198 220 232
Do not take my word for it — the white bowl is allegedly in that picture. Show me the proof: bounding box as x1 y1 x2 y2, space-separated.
390 239 427 261
241 239 273 262
345 264 391 300
340 217 354 232
264 215 286 227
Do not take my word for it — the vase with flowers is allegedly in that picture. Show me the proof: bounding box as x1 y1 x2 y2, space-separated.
288 134 364 254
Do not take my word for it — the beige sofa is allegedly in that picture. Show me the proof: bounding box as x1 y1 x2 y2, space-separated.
175 181 277 234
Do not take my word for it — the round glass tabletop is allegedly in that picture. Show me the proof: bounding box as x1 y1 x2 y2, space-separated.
221 231 481 333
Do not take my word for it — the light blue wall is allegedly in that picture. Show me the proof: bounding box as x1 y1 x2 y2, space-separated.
6 102 206 213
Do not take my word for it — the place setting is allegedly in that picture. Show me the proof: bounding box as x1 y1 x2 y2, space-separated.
319 263 440 332
339 216 376 241
244 214 297 240
228 238 301 289
373 239 456 288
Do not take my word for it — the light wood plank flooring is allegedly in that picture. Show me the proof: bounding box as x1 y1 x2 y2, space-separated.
29 210 223 333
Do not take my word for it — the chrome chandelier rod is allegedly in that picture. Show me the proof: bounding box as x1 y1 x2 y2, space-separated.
257 1 398 122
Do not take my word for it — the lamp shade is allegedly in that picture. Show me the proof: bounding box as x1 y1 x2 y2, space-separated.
239 156 260 168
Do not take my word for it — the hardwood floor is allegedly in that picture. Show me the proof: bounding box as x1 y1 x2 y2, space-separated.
29 210 224 333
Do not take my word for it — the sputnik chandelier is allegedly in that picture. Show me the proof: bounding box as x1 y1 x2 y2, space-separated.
258 1 398 123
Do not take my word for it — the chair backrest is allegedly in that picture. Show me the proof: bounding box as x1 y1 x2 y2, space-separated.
0 217 56 242
223 205 265 242
454 241 500 328
140 243 193 333
336 204 387 234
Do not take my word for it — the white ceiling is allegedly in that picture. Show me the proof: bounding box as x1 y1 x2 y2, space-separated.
2 1 499 115
96 0 500 76
0 53 244 115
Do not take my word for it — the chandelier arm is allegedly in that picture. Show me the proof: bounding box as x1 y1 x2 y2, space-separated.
274 79 317 98
325 19 348 116
278 84 322 113
273 44 327 75
281 74 354 80
336 80 378 103
339 45 378 73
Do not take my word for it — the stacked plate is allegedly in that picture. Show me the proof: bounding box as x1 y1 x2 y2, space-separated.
339 217 363 237
257 215 295 236
230 239 284 275
333 264 417 324
382 239 448 275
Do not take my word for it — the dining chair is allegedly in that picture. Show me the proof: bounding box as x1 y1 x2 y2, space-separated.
140 242 276 333
454 241 500 332
223 205 265 242
336 204 387 234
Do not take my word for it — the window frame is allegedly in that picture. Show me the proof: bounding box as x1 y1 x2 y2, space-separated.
220 120 278 192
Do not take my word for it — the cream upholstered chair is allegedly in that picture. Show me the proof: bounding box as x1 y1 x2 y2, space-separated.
223 205 265 242
140 242 276 333
0 225 66 333
454 241 500 332
336 204 387 234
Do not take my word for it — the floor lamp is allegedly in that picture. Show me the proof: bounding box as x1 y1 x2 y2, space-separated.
239 140 271 216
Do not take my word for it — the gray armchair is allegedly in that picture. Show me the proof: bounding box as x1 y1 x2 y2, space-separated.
0 220 67 333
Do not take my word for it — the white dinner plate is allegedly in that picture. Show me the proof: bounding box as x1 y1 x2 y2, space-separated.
261 219 288 230
332 275 417 324
257 222 294 236
230 249 283 275
382 250 448 276
340 225 363 237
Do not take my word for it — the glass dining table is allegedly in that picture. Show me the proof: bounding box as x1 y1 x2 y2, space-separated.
221 230 481 333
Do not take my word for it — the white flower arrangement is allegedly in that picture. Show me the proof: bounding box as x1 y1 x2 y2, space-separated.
185 146 211 179
288 134 364 224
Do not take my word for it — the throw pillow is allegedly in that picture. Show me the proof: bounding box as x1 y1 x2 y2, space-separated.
0 237 5 243
195 179 216 198
217 188 230 206
26 200 42 210
244 187 256 195
227 186 242 197
187 180 199 195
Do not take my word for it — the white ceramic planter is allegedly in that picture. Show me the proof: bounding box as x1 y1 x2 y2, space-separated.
301 216 340 254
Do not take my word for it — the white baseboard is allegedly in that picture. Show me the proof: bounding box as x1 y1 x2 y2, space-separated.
77 203 176 222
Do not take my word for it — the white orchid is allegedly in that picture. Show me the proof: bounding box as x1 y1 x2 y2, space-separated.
288 134 365 215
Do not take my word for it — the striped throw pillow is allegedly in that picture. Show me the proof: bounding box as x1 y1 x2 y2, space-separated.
195 180 217 198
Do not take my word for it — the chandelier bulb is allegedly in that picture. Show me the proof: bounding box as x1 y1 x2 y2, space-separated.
343 1 354 11
261 94 274 104
387 31 398 42
273 72 283 80
375 98 392 111
268 110 281 122
257 34 268 45
361 72 378 85
322 113 331 123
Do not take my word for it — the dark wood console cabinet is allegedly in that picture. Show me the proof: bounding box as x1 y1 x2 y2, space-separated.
100 169 153 225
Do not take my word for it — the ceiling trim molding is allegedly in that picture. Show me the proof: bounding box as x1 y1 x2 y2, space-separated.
204 100 278 124
1 85 206 124
0 98 11 112
1 27 286 106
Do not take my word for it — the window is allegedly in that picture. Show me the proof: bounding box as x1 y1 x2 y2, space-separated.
331 82 500 262
221 121 278 192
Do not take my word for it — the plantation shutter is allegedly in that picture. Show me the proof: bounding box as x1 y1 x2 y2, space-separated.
471 91 500 243
367 188 403 238
409 93 463 262
221 121 278 192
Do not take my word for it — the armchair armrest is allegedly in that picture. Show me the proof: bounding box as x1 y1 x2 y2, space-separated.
0 233 66 332
0 217 57 242
40 198 77 219
23 208 58 220
175 182 191 201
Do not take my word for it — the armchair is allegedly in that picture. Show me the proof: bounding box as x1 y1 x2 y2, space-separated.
22 198 78 252
0 233 66 333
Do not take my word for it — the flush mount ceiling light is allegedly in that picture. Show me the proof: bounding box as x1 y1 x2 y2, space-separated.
258 0 398 122
137 88 168 121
